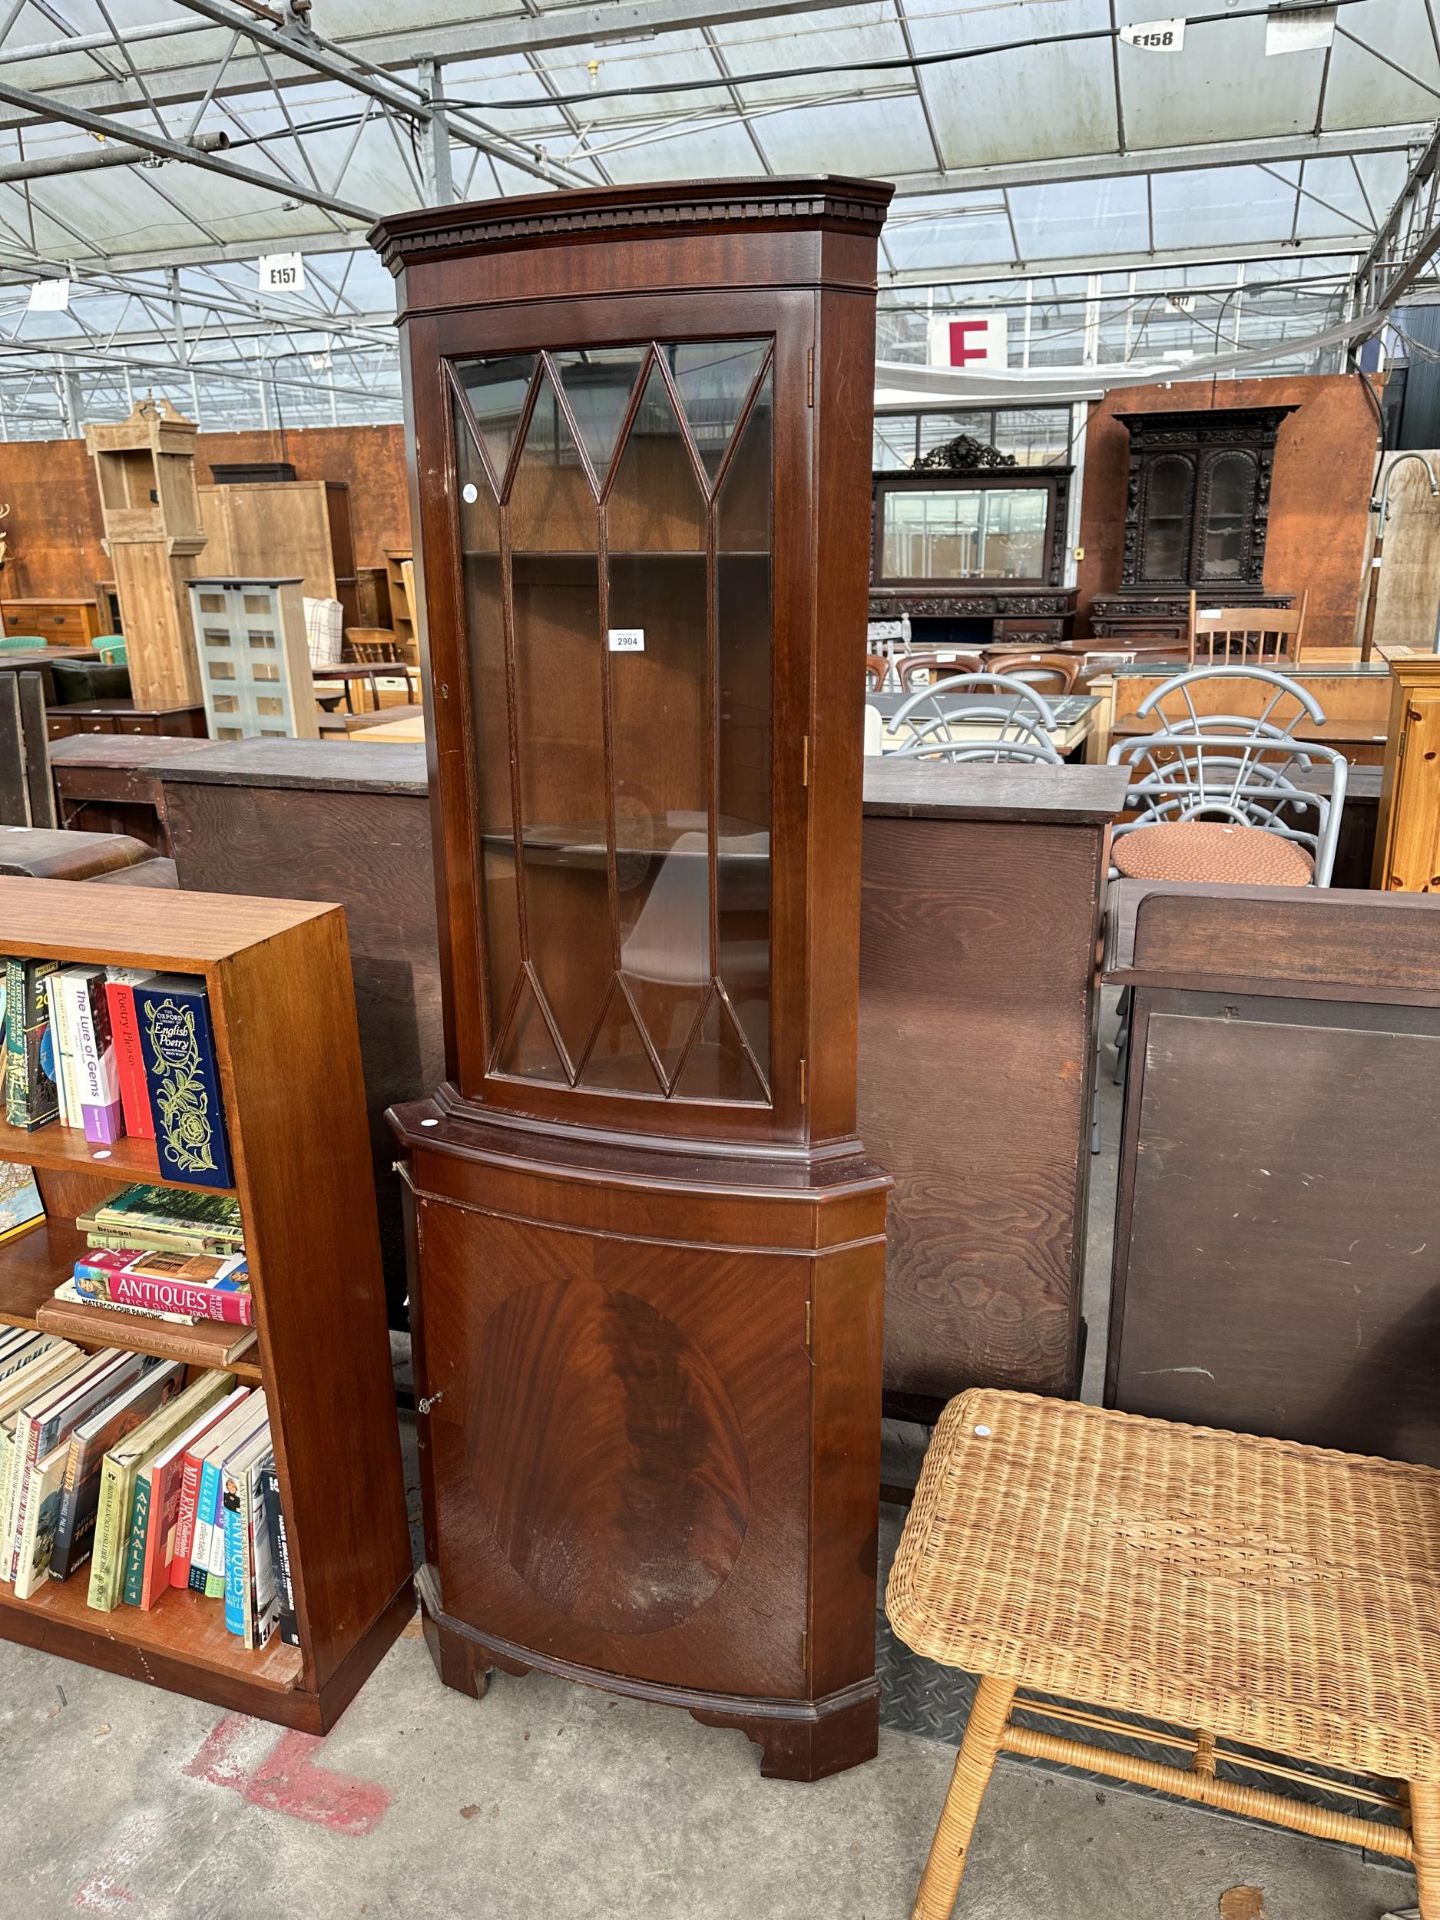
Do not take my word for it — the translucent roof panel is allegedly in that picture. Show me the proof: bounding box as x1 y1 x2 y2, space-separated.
0 0 1432 427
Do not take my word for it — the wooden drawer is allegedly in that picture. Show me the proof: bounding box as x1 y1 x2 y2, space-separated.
994 617 1066 641
47 713 117 738
3 600 103 643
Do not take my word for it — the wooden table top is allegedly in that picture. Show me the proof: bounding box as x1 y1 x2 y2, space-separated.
349 713 427 743
0 644 98 670
48 734 215 770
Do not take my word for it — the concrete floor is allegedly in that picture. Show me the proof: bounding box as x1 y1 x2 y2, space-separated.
0 1006 1419 1919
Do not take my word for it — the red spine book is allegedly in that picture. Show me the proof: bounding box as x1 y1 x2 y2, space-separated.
107 1272 253 1326
169 1452 208 1589
141 1386 248 1609
105 981 153 1140
74 1251 253 1326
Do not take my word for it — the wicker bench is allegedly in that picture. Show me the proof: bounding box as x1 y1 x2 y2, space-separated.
887 1389 1440 1919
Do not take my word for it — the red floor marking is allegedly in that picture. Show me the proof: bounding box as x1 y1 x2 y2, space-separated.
72 1879 134 1912
247 1733 390 1836
185 1715 390 1836
181 1713 258 1789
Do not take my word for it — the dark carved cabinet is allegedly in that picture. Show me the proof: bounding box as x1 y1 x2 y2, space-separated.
373 178 892 1781
1090 406 1296 641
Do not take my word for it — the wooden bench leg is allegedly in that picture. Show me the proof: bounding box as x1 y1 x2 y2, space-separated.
1411 1782 1440 1919
911 1676 1017 1920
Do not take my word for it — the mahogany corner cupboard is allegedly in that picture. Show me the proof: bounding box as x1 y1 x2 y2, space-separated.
372 178 894 1781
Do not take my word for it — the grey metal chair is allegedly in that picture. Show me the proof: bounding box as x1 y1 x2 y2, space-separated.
1102 663 1348 1088
1106 665 1347 887
889 673 1064 766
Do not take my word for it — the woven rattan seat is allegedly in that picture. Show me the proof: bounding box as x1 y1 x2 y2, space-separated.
887 1388 1440 1919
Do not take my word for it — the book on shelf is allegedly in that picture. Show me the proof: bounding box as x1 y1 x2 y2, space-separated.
38 1285 259 1370
49 970 77 1131
104 971 154 1142
0 1161 43 1248
48 1276 193 1327
50 1361 185 1582
188 1390 264 1596
244 1451 281 1649
87 1369 235 1613
0 1327 53 1387
13 1358 166 1604
259 1459 298 1646
56 967 122 1147
202 1397 269 1603
169 1386 250 1593
4 957 59 1131
0 1342 88 1582
77 1184 244 1257
4 1347 152 1589
71 1249 252 1327
221 1423 275 1641
134 975 234 1190
128 1384 248 1610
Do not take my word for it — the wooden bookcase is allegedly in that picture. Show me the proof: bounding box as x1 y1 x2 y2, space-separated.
0 879 412 1730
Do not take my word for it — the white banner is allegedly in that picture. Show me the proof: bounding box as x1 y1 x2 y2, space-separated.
27 278 70 312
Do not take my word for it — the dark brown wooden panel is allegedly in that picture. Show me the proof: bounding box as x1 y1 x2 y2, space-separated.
1109 990 1440 1465
161 771 444 1322
416 1192 812 1698
860 812 1107 1401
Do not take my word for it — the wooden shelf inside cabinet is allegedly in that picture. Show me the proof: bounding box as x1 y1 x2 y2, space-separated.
0 878 413 1733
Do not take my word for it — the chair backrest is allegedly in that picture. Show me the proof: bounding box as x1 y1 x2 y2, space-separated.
1132 662 1325 741
896 649 984 691
983 651 1079 695
1107 726 1348 885
864 651 888 691
346 626 402 664
890 672 1063 766
94 634 127 666
1188 591 1308 668
887 732 1062 767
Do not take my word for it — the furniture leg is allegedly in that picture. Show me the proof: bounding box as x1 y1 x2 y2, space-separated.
691 1686 880 1783
1409 1782 1440 1919
911 1677 1016 1920
420 1590 490 1701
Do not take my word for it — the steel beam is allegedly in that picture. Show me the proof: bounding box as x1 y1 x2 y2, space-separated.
1351 121 1440 333
0 129 228 183
0 0 853 133
0 69 376 219
879 236 1364 288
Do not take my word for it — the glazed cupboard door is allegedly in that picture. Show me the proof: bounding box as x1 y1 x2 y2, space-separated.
413 1193 813 1698
445 337 779 1133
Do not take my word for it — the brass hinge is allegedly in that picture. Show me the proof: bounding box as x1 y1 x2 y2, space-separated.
798 1054 808 1105
804 1299 813 1352
806 347 814 408
801 734 811 787
800 1627 809 1669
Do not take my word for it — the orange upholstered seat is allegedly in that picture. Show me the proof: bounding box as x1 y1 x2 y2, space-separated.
1111 820 1313 886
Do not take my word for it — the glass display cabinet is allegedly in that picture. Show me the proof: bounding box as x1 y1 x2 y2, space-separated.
373 178 892 1781
1090 406 1297 643
868 466 1076 644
